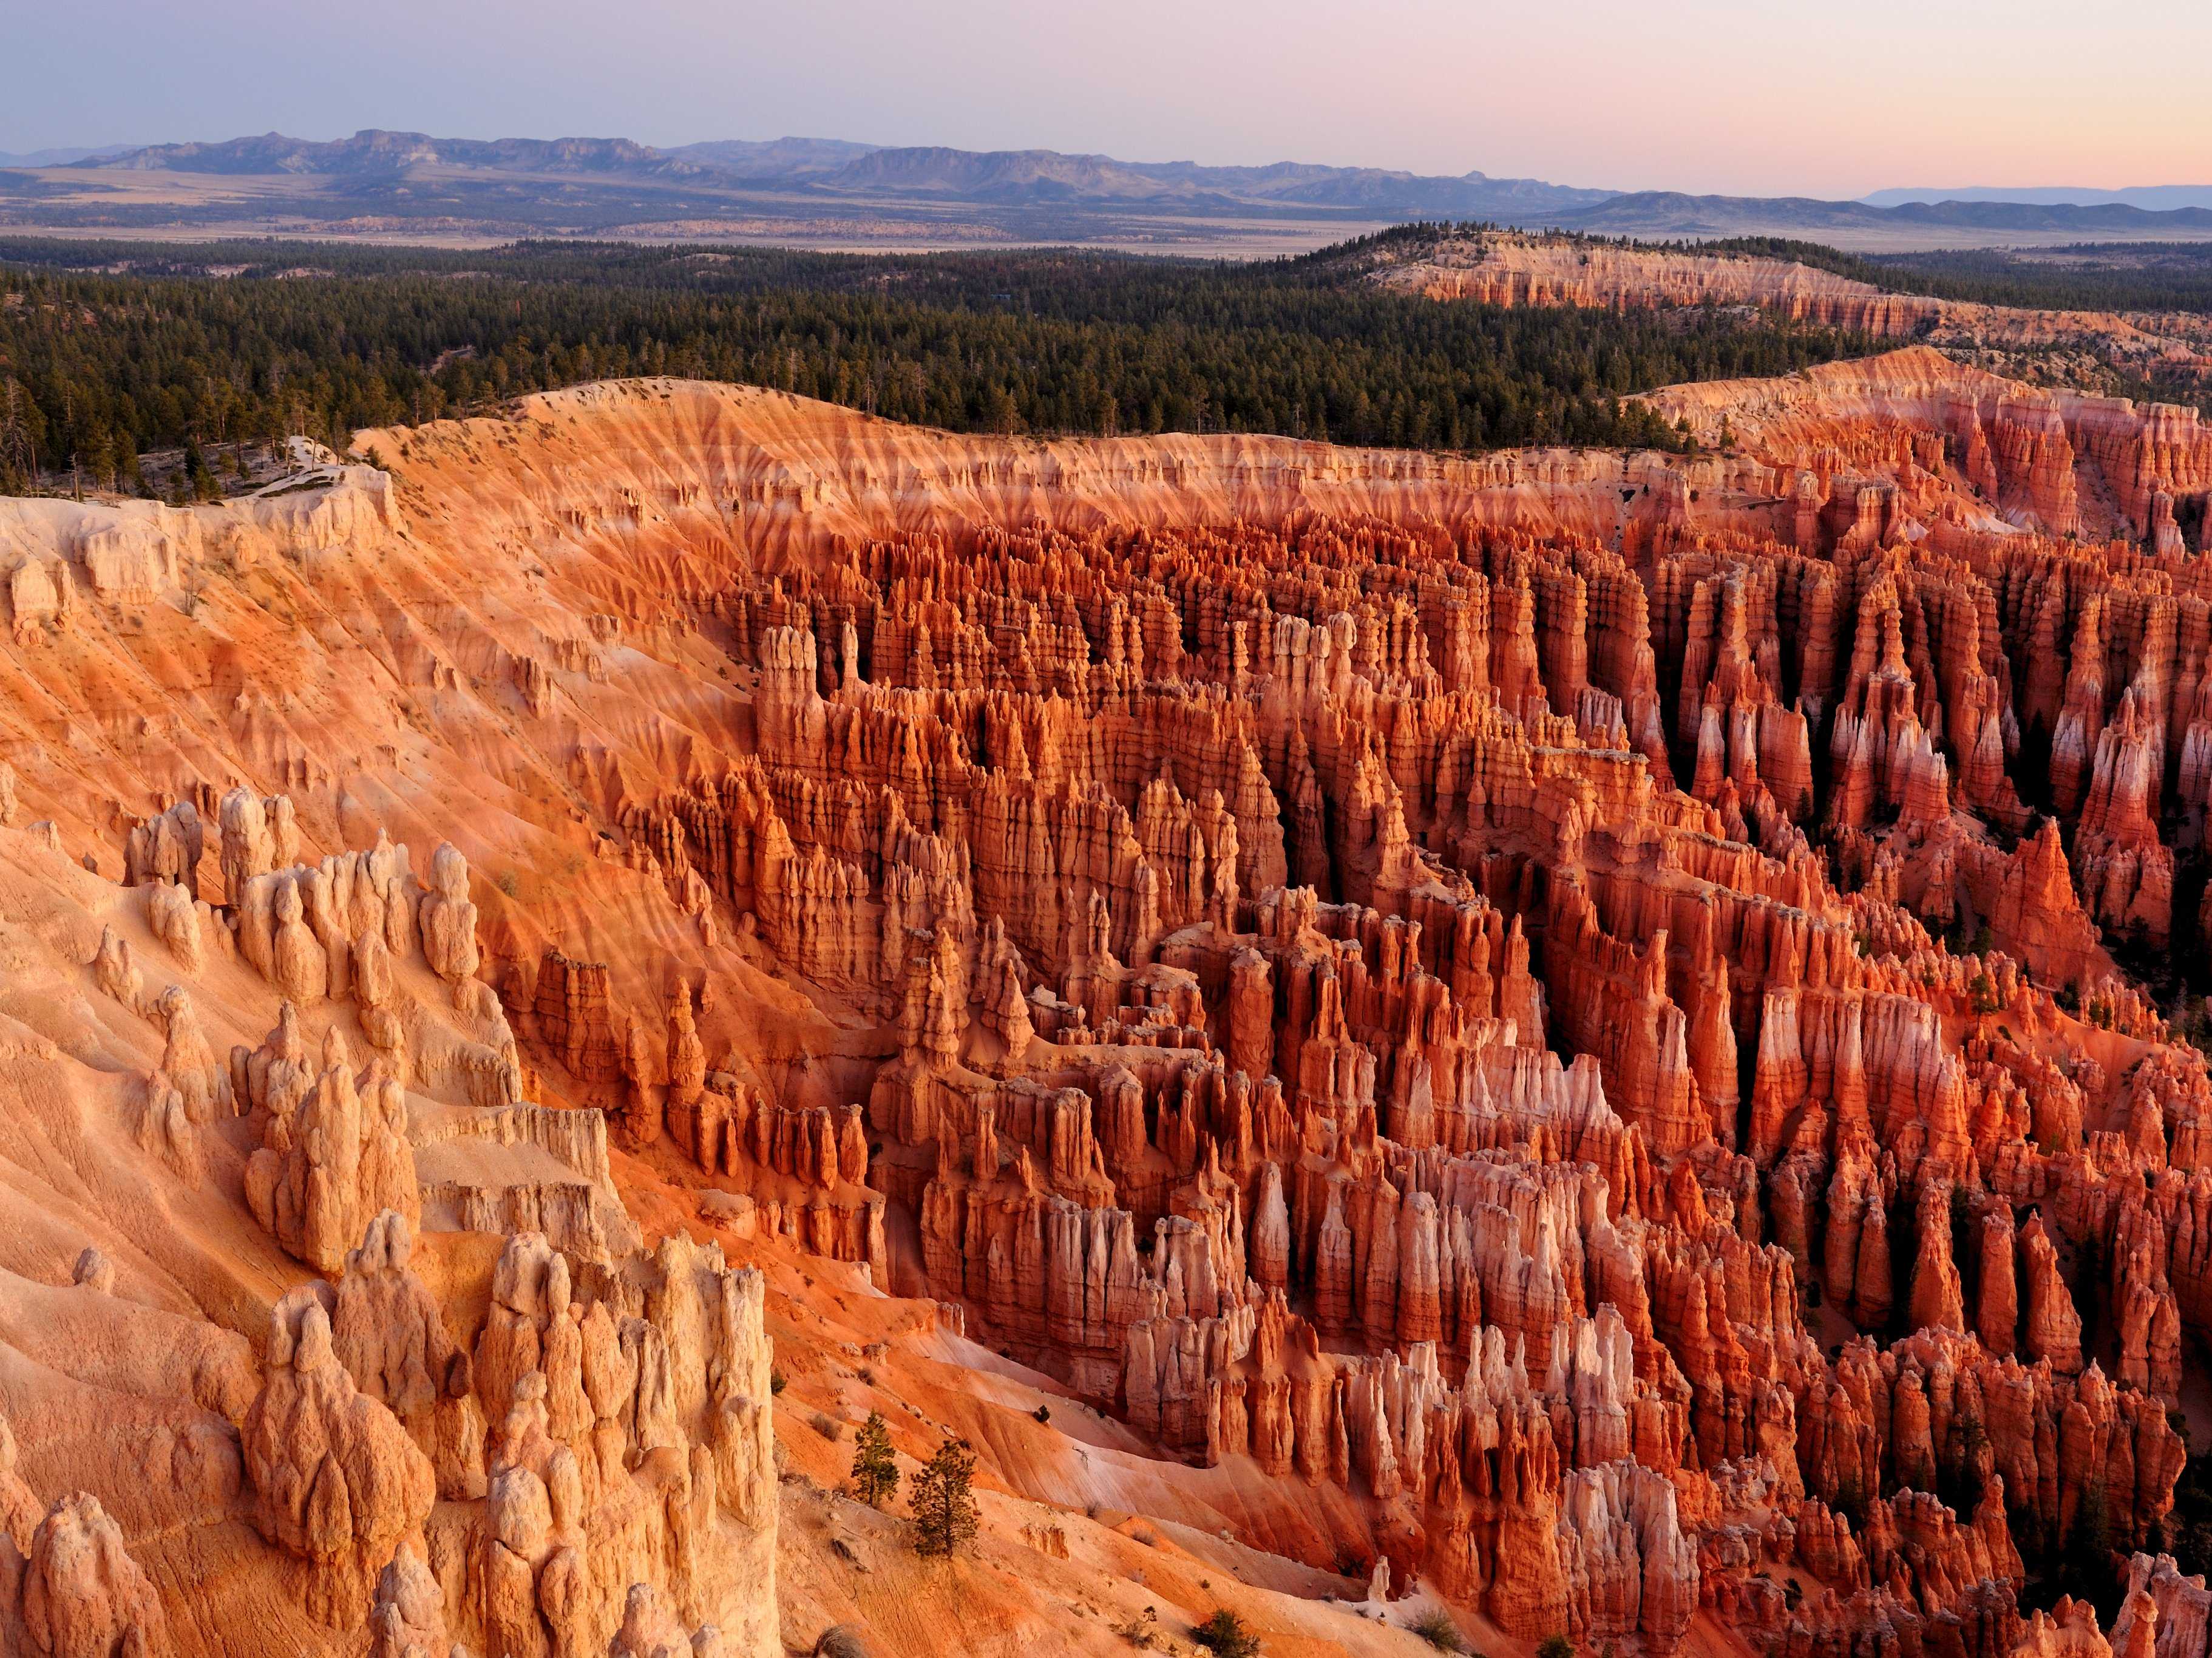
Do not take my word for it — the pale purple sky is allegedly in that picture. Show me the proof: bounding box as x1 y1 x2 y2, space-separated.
11 0 2206 198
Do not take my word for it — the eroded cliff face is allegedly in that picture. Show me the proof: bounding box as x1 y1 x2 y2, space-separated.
0 810 776 1656
2 361 2212 1655
1369 234 1947 336
1367 232 2212 391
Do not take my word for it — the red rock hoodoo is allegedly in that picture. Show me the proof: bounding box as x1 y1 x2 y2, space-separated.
2 353 2212 1655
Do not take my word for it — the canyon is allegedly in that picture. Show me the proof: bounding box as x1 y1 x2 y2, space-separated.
7 348 2212 1654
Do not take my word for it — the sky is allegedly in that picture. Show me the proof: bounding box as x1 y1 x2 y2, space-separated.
7 0 2208 199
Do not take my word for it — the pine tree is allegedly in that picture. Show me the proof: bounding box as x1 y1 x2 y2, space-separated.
850 1411 899 1509
910 1436 978 1558
81 428 114 494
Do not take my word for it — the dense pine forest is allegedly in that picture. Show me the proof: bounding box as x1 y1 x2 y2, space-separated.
0 236 1881 498
1706 235 2212 313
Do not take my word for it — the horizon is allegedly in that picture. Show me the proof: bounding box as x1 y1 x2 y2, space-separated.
11 124 2212 208
10 0 2210 200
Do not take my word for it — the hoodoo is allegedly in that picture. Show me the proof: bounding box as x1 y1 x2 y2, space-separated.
2 344 2212 1653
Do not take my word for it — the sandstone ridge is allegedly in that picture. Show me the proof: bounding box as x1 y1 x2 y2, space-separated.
1366 231 2212 390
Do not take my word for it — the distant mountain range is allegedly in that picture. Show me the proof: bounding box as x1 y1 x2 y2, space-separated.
81 131 697 178
5 129 2212 250
0 143 132 168
662 137 879 178
1864 185 2212 212
1560 191 2212 239
701 141 1620 216
40 129 1617 219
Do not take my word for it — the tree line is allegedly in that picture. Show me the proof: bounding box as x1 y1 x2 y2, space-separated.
0 233 1888 496
1702 235 2212 315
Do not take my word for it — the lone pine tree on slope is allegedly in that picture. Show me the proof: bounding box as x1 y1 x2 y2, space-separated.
910 1436 978 1558
850 1411 899 1509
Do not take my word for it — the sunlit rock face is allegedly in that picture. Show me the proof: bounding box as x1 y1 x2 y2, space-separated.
3 357 2212 1654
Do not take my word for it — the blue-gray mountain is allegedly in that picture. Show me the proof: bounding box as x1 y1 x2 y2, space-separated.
9 129 2212 242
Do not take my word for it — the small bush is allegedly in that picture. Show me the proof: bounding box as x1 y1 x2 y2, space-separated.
1116 1606 1162 1649
1408 1608 1467 1653
1538 1636 1576 1658
812 1411 843 1442
1192 1609 1263 1658
770 1369 787 1395
1034 1404 1052 1425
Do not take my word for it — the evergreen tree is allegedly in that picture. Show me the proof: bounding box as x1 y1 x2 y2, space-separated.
849 1411 899 1509
80 427 114 494
910 1436 978 1558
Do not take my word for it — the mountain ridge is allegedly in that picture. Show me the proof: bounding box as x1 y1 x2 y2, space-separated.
1866 183 2212 210
63 127 1615 217
10 129 2212 248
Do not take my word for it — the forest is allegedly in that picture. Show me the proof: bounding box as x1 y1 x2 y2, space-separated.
1706 234 2212 313
0 234 1879 497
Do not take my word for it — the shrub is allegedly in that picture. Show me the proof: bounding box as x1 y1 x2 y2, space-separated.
850 1411 900 1509
1538 1637 1576 1658
911 1437 979 1558
1115 1606 1162 1650
1192 1609 1263 1657
1034 1404 1052 1425
1408 1608 1467 1652
769 1369 787 1396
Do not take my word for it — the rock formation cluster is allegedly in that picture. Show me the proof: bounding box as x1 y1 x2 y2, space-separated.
2 355 2212 1653
0 770 776 1652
